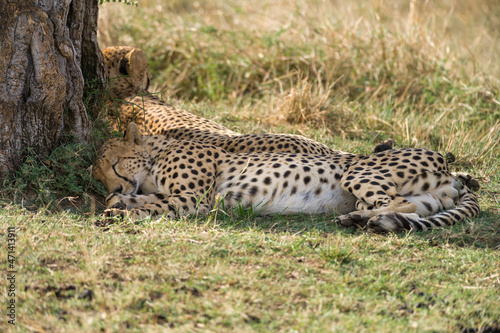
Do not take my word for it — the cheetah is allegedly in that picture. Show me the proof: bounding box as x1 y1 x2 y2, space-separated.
102 45 354 155
103 46 238 136
93 122 480 233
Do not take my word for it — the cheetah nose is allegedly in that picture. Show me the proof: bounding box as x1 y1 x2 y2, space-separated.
112 186 123 193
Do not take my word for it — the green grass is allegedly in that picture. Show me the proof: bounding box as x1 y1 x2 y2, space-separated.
1 0 500 331
1 209 499 332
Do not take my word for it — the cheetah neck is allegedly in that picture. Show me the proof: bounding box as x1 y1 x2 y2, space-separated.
142 135 178 157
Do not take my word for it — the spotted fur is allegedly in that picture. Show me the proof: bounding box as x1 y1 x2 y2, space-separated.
93 123 480 233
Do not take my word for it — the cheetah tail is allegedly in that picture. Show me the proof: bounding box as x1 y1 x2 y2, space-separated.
367 186 480 233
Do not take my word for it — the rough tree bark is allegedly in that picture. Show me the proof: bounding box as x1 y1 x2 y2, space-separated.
0 0 106 181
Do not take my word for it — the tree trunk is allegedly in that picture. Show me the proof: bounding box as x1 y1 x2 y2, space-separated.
0 0 106 181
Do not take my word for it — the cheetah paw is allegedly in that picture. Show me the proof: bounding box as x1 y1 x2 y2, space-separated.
455 172 480 191
366 212 420 233
103 208 128 218
366 214 400 233
105 193 128 209
336 213 370 228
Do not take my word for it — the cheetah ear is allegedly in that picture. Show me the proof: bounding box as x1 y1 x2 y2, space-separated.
118 56 130 76
123 122 142 145
119 49 148 76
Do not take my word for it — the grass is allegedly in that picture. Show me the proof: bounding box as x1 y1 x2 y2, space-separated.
1 209 499 332
1 0 500 331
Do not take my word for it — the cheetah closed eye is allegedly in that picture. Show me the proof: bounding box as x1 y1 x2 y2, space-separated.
93 122 480 233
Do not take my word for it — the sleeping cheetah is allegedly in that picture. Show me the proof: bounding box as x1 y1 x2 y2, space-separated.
93 122 480 233
103 45 238 136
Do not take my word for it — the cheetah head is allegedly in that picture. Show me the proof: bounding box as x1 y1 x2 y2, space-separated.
102 46 152 99
93 123 152 195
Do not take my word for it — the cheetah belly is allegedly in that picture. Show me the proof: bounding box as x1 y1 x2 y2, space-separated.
257 186 357 215
216 168 357 215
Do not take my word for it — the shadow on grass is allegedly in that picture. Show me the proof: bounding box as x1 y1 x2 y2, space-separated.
217 212 499 250
4 197 499 250
169 209 500 250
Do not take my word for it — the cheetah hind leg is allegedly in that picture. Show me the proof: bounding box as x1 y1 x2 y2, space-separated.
452 172 480 191
366 185 480 233
336 192 417 229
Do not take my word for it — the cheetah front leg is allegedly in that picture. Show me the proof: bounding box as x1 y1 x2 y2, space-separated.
104 191 215 220
105 192 169 210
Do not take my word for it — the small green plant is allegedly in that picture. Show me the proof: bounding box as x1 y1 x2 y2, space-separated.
205 193 261 227
232 202 258 220
1 140 106 212
318 245 354 265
